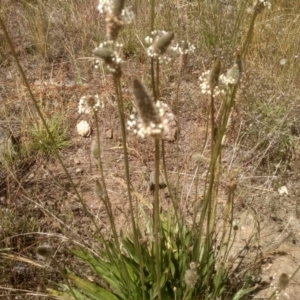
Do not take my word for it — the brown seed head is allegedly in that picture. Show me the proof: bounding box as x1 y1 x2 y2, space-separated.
112 0 125 16
278 273 290 289
184 268 198 288
152 32 174 55
131 80 165 138
132 80 161 125
36 245 53 259
93 47 114 64
209 59 221 90
236 52 243 73
106 13 124 41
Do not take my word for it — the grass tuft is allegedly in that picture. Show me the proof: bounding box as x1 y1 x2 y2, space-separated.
23 114 70 158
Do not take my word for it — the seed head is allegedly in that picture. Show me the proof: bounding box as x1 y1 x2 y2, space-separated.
184 268 198 288
98 0 113 14
78 94 104 115
225 64 240 86
93 47 114 64
146 31 174 58
129 80 175 139
233 224 239 230
152 32 174 55
171 40 195 69
209 59 221 90
111 0 125 16
98 0 134 41
189 262 197 270
199 70 225 96
254 0 271 14
171 40 195 55
93 42 123 77
278 273 290 290
36 244 53 260
218 62 241 87
106 13 124 41
236 52 243 73
132 79 162 127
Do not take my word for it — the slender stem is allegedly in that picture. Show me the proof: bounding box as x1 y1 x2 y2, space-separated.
161 141 180 224
223 184 236 262
156 59 160 100
210 92 216 154
182 286 192 300
154 137 161 300
94 113 119 244
113 76 146 300
167 54 188 250
150 0 157 102
241 9 258 59
174 57 183 203
151 58 157 101
150 0 155 31
219 176 236 258
113 77 136 235
149 0 161 291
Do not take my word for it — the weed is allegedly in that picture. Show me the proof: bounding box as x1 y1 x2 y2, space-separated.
24 114 70 157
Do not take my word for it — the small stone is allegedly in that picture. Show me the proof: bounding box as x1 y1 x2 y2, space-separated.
105 129 113 139
279 58 287 66
75 168 83 174
270 214 278 221
74 158 80 165
278 185 288 196
147 171 166 191
42 172 49 180
117 154 124 162
76 120 91 137
28 173 35 180
202 170 208 177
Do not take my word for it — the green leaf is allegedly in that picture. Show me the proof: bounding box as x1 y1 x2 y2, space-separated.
169 260 175 277
93 265 123 293
121 238 139 262
49 285 91 300
150 273 169 300
67 271 120 300
47 288 74 299
213 265 227 296
232 286 257 300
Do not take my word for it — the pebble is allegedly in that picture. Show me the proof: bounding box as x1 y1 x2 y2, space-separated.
76 120 91 137
105 129 113 139
76 168 83 174
74 158 80 165
27 173 35 180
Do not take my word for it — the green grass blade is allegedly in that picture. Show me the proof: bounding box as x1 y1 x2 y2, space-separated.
66 271 120 300
232 286 257 300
